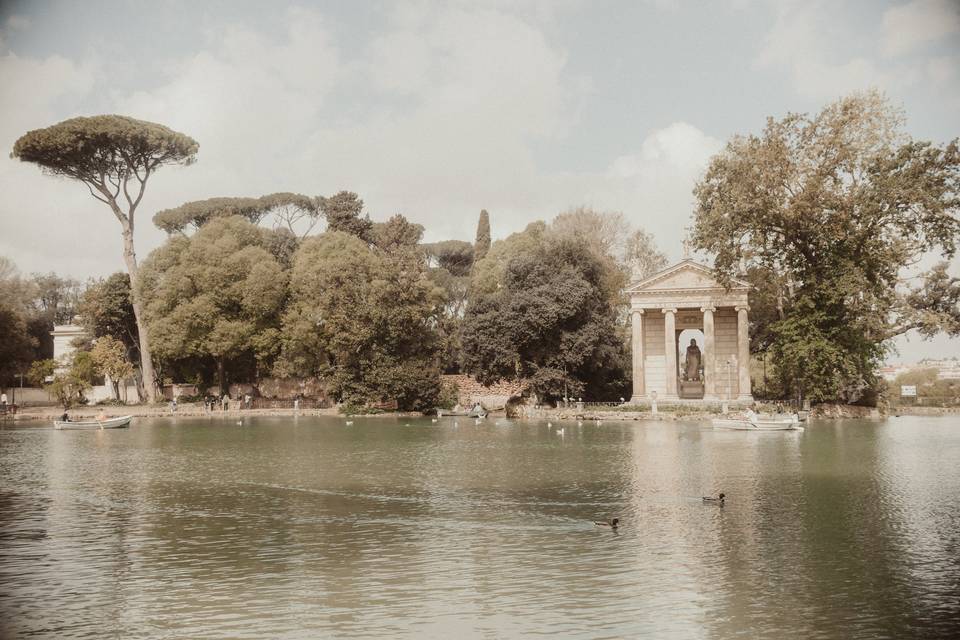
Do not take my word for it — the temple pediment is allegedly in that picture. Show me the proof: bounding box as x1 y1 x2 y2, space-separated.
626 259 748 293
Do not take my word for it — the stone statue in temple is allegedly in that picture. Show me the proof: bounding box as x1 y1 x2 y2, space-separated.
684 338 702 381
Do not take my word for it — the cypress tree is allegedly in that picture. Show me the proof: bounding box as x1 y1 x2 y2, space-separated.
474 209 491 262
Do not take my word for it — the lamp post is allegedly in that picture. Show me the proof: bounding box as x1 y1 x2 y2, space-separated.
15 372 24 406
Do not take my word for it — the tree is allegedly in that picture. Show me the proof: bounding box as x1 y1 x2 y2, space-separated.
90 335 135 400
153 196 263 233
27 359 56 387
0 301 36 386
0 258 38 384
12 115 199 402
462 234 629 401
624 229 669 280
28 273 82 325
371 214 424 252
279 231 444 411
153 192 319 237
77 273 139 359
691 91 960 402
548 207 627 259
424 240 474 277
138 216 288 394
423 240 475 372
474 209 491 262
29 354 94 409
320 191 374 242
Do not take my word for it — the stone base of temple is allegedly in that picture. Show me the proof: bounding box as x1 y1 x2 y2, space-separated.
678 380 705 399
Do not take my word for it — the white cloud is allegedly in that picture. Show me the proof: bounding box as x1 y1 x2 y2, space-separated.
0 2 722 277
755 2 901 100
881 0 960 57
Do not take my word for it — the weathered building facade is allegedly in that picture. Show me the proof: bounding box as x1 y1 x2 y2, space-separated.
627 259 752 403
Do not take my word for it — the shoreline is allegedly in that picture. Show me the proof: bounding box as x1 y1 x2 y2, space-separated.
4 402 957 426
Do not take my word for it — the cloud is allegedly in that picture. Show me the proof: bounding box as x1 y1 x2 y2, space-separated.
881 0 960 57
0 1 716 278
755 2 902 100
0 51 106 275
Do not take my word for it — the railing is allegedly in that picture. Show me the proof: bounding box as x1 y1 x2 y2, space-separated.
201 398 332 410
249 398 331 410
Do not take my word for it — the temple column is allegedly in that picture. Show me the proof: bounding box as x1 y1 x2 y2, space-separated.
736 305 753 400
701 306 716 399
630 309 645 402
662 308 678 399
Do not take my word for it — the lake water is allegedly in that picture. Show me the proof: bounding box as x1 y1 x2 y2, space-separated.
1 415 959 639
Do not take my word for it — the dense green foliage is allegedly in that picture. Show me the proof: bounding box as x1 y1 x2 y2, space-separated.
139 217 289 392
463 225 631 401
90 336 135 400
278 229 444 410
0 301 35 385
28 355 95 409
692 91 960 403
78 273 138 354
321 191 374 242
0 258 83 376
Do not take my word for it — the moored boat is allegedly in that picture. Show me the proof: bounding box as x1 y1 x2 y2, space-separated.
712 411 800 431
437 404 487 419
54 415 132 430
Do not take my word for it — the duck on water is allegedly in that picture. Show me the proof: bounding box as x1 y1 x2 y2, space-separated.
594 518 619 529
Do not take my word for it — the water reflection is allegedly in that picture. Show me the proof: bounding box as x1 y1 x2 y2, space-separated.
1 416 958 638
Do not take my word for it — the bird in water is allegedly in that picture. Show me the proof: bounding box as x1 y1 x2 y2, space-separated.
345 420 354 426
547 422 552 427
556 427 565 436
431 418 438 423
594 517 619 529
702 492 725 504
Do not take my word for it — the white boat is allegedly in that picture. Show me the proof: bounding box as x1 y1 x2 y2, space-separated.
54 415 132 430
713 412 800 431
437 405 487 418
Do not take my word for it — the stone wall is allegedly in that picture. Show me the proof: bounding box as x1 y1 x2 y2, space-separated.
441 374 523 410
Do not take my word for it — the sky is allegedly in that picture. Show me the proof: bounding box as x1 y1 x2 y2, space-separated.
0 0 958 362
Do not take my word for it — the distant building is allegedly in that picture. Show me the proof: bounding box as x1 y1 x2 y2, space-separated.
879 365 908 381
51 324 88 375
51 324 137 404
881 359 960 381
921 359 960 380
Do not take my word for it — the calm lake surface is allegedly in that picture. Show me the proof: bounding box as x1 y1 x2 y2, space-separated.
2 415 959 639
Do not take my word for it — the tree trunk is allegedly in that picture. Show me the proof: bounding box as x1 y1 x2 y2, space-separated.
217 358 226 398
121 226 158 403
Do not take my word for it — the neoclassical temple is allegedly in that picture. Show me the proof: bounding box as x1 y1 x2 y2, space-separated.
627 259 752 403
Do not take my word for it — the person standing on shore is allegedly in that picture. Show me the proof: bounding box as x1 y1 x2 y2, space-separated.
222 394 229 411
1 392 7 408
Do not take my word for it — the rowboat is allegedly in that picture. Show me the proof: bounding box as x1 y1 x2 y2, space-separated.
437 405 487 418
713 412 800 431
54 415 132 430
